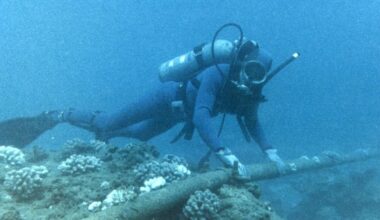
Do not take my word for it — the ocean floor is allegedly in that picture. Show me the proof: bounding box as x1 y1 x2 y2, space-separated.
261 160 380 220
0 139 283 220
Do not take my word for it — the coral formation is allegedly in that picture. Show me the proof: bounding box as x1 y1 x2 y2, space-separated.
0 145 25 166
102 188 137 208
108 142 159 170
87 201 102 212
28 145 49 162
139 176 166 193
244 182 262 199
87 188 137 212
100 181 111 190
61 138 108 159
58 154 102 175
3 165 48 200
133 154 191 186
0 140 285 220
44 173 108 213
182 189 221 220
216 184 277 220
0 207 22 220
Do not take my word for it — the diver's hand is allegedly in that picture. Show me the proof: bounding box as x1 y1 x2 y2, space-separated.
265 149 287 174
215 148 250 180
232 161 250 181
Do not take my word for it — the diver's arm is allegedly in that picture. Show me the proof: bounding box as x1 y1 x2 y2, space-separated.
243 102 273 152
244 103 286 173
192 69 224 151
193 67 249 178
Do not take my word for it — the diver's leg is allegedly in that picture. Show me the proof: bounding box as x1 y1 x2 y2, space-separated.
58 109 101 131
91 84 180 133
45 83 180 142
59 102 168 139
103 117 178 141
93 96 170 132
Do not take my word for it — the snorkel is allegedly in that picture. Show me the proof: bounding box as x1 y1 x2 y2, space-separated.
210 23 300 94
239 52 300 98
263 52 300 86
246 51 300 95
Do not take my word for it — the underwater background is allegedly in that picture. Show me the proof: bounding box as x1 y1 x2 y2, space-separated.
0 0 379 219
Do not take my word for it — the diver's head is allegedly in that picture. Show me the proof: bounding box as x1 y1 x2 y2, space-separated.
239 47 272 88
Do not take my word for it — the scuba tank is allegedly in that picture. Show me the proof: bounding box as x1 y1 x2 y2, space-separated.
159 23 299 85
158 23 259 84
159 40 236 82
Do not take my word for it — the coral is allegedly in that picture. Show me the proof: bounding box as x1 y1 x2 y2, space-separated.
0 207 22 220
44 175 106 210
4 165 48 200
162 154 188 165
58 154 102 175
133 154 191 186
61 138 107 159
108 142 159 170
87 188 137 212
102 188 137 208
217 185 276 220
182 189 221 220
28 145 49 162
244 182 261 198
139 176 166 193
89 140 109 151
0 145 25 166
100 181 111 190
88 201 102 212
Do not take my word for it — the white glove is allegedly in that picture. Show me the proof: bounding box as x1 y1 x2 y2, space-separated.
265 149 287 174
215 148 249 179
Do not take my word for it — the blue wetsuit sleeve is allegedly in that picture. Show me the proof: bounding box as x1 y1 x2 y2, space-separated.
243 102 273 152
192 69 224 151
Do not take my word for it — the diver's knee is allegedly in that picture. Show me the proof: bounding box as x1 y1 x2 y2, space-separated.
63 109 105 132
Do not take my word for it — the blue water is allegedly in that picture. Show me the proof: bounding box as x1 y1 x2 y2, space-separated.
1 0 379 166
2 1 379 157
0 0 379 217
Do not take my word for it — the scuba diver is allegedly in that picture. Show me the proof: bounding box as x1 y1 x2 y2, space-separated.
0 23 299 178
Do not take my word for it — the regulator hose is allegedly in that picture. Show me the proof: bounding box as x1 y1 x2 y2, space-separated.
211 23 244 77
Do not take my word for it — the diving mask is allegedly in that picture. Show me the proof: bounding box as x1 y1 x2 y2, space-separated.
240 60 267 86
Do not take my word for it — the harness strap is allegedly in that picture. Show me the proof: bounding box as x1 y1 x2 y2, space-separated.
193 43 206 68
190 78 201 89
170 120 195 143
217 113 226 137
183 123 195 140
236 115 251 142
170 82 196 143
